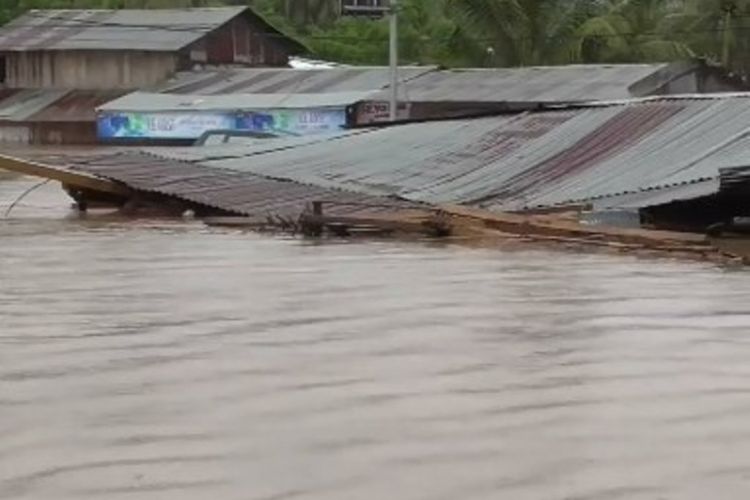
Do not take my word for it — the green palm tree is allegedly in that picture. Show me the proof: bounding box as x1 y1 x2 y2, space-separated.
0 1 21 25
444 0 603 66
573 0 693 63
285 0 339 27
304 0 464 66
672 0 750 71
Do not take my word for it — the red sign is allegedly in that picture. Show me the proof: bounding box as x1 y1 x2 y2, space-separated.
356 101 410 124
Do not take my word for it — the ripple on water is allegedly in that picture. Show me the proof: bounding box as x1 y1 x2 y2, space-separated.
3 178 750 499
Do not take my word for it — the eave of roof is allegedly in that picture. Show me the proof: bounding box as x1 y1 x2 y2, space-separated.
0 6 307 54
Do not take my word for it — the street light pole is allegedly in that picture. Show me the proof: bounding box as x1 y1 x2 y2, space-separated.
388 0 398 122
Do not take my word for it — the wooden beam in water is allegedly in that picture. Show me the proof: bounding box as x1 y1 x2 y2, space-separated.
0 154 129 196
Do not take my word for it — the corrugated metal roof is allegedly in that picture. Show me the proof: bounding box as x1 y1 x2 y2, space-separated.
156 67 435 95
30 90 126 122
0 89 125 122
365 63 680 103
141 95 750 211
144 130 367 162
0 89 67 121
591 180 720 210
67 151 420 218
98 91 376 112
0 7 303 52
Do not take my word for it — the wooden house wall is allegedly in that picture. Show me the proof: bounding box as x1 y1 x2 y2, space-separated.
4 51 178 89
188 17 289 67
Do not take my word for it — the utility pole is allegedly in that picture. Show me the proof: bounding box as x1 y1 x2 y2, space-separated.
341 1 397 120
388 0 398 122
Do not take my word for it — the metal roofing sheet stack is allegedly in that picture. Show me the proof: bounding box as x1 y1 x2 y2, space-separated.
145 95 750 212
156 67 435 95
0 7 247 51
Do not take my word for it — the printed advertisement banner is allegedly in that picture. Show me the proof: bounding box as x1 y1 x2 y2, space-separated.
98 112 235 139
236 109 347 135
98 108 348 140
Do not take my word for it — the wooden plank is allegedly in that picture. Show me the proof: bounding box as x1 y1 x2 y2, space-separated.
301 213 441 236
441 204 709 246
0 153 129 196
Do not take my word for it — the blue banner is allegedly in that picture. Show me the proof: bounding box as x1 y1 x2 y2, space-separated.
98 108 348 140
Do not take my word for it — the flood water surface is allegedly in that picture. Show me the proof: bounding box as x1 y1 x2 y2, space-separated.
3 177 750 499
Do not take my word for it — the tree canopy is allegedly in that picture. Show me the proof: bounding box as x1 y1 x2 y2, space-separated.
253 0 750 73
2 0 750 74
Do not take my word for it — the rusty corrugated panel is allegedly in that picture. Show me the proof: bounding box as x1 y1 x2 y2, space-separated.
512 98 750 209
142 96 750 211
484 103 687 204
28 91 126 122
0 89 126 128
188 111 591 203
32 122 98 145
0 89 68 121
69 152 420 218
0 89 19 101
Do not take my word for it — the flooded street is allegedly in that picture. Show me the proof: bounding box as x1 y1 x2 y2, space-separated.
4 176 750 500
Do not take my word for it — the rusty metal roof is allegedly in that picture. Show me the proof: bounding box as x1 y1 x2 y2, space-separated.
364 63 694 104
0 89 67 121
68 151 420 218
156 67 435 95
29 90 126 122
0 7 304 53
140 95 750 211
0 89 126 122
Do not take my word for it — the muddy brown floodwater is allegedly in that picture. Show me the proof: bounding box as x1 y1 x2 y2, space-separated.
3 176 750 500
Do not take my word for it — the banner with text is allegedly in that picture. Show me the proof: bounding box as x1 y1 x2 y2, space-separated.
235 109 347 135
97 112 235 139
98 108 347 140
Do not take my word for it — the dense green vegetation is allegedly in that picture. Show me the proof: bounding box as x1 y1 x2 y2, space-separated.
253 0 750 75
3 0 750 74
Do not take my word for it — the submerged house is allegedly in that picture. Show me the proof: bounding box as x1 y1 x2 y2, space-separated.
5 93 750 253
0 6 305 144
353 61 749 123
2 92 745 244
95 66 433 143
125 93 750 232
96 91 375 143
96 62 749 144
